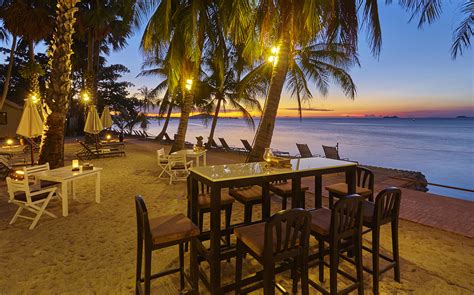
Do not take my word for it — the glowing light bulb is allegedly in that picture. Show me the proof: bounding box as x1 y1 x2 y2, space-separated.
185 79 193 91
31 94 38 103
268 56 275 63
271 46 279 54
83 92 90 102
106 134 112 140
6 139 14 145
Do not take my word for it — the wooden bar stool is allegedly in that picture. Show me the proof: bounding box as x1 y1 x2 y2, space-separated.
135 195 199 295
325 166 374 208
269 180 309 209
229 185 263 223
308 195 364 295
196 184 235 247
235 208 312 295
361 187 402 295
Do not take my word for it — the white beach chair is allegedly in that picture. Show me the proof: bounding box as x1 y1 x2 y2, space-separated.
168 154 193 184
157 148 172 179
23 163 58 188
6 175 57 230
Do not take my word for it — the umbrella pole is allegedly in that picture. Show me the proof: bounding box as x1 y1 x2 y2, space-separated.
29 140 35 165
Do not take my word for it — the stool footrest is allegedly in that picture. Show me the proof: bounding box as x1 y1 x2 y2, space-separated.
139 267 181 282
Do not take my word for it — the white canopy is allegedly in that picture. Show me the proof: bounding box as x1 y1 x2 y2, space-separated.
16 99 43 138
84 105 103 134
100 105 113 129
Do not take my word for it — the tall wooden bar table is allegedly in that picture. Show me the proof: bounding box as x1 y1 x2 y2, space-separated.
187 157 357 294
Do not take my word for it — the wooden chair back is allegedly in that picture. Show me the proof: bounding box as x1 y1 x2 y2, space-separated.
241 139 253 152
356 167 374 191
296 143 313 158
264 208 311 261
331 194 363 240
135 195 152 247
374 187 401 226
322 145 340 160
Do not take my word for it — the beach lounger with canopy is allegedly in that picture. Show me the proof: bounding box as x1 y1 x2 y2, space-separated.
6 175 57 229
75 140 125 160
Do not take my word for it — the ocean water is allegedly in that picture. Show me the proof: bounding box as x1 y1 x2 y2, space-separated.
147 117 474 201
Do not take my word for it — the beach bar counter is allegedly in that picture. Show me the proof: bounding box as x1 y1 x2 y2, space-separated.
187 157 357 293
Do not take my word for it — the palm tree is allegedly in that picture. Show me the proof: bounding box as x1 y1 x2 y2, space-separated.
399 0 472 59
224 1 381 162
136 86 157 114
38 0 79 168
0 0 53 101
200 44 263 148
138 0 212 153
75 0 136 102
0 0 52 110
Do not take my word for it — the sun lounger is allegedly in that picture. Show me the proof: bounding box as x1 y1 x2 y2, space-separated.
218 138 246 152
272 149 291 157
143 130 155 139
205 137 223 149
296 143 314 158
241 139 253 152
75 140 125 160
322 144 356 163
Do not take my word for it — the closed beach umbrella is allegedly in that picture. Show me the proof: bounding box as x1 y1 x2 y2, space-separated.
84 105 103 134
100 105 113 129
16 99 44 164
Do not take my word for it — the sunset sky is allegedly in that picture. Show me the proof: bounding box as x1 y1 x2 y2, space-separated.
1 2 472 118
104 1 472 118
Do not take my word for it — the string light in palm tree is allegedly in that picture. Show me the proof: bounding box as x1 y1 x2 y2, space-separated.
30 93 39 104
185 79 193 91
268 46 279 65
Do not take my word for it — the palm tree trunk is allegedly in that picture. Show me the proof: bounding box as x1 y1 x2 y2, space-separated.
156 99 173 140
247 36 290 162
28 40 40 97
39 111 66 168
92 39 100 103
0 35 17 111
85 32 94 98
39 0 79 168
207 96 222 148
171 92 193 153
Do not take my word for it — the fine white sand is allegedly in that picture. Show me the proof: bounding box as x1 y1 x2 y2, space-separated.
0 139 472 294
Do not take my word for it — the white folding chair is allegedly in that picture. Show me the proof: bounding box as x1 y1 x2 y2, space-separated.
6 176 57 230
23 163 54 187
168 154 193 184
157 148 172 179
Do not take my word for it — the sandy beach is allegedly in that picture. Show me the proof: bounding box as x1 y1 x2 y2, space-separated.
0 139 473 294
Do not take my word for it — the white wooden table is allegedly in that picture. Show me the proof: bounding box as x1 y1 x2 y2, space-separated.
172 149 207 167
32 166 102 217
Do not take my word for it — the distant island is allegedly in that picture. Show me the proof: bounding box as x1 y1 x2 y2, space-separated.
383 116 399 119
456 115 472 119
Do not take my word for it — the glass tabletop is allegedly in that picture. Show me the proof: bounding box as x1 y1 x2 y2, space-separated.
190 157 356 182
